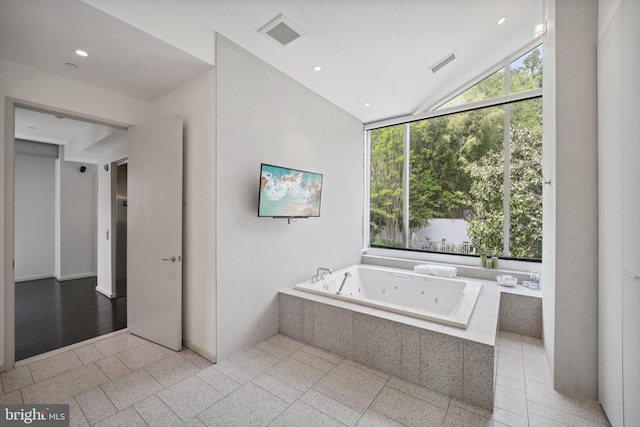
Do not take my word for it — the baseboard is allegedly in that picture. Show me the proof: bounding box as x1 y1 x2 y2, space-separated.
15 274 54 283
54 273 97 282
183 338 216 363
95 286 114 298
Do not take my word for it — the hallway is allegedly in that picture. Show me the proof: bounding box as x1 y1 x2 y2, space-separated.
15 277 127 361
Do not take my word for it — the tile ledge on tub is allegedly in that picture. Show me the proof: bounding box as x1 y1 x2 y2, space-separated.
361 254 535 284
441 326 495 346
453 274 542 300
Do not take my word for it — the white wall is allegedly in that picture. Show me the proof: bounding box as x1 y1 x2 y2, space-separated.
542 0 557 385
55 152 98 281
14 153 56 281
598 2 623 423
146 69 217 361
598 0 640 425
216 36 363 360
1 56 220 370
0 57 150 368
96 135 128 297
543 0 599 399
598 0 622 40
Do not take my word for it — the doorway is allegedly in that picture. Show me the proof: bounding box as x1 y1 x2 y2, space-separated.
12 104 129 361
114 162 128 298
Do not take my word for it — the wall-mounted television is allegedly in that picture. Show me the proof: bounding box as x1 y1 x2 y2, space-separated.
259 163 323 218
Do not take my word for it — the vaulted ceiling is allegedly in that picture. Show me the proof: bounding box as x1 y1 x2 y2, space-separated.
1 0 542 147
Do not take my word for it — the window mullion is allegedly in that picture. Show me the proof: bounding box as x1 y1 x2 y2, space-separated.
364 129 371 249
402 123 410 249
503 61 511 257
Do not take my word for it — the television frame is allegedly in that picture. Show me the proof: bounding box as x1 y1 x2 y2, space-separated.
258 163 323 220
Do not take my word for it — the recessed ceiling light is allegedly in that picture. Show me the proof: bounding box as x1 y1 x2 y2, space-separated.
75 49 89 57
313 65 322 72
497 16 507 25
364 103 371 107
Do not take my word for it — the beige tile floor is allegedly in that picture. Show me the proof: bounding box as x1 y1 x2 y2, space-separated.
0 330 610 426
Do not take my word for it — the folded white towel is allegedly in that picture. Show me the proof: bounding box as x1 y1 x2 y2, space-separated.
414 264 457 278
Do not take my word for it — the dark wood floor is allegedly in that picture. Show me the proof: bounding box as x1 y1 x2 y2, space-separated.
15 277 127 361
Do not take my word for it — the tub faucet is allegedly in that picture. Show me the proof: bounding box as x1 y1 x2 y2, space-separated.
311 267 332 283
336 272 352 295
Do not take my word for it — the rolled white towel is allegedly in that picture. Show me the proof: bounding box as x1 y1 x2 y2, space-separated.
413 265 431 275
414 264 457 278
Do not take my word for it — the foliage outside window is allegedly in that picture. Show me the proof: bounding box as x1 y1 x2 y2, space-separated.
368 45 543 260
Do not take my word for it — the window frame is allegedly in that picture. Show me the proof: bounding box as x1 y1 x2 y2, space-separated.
364 42 543 268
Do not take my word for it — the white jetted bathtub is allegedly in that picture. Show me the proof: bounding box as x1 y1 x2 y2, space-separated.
294 264 482 328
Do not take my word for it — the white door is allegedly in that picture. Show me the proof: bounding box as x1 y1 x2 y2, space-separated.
127 115 183 350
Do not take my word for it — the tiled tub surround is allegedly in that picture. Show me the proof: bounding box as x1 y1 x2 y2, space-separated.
499 293 543 338
279 272 542 412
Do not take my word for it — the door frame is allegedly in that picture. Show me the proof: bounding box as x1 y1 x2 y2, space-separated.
111 159 128 298
2 97 129 370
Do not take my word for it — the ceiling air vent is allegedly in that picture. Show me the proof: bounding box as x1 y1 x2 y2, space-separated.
259 14 307 47
430 51 456 74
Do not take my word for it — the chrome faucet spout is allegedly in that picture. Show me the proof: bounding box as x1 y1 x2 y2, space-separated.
312 267 333 283
316 267 332 279
336 272 352 295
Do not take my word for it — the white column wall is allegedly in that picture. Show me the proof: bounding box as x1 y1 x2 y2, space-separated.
597 2 623 424
14 153 56 281
598 0 640 425
216 36 363 360
543 0 599 400
542 0 557 382
96 135 128 297
55 154 98 281
146 69 217 361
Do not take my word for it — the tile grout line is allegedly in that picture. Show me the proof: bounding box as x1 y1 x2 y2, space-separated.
25 363 36 387
98 382 121 422
147 391 185 425
527 399 605 427
286 348 358 426
524 387 609 427
154 385 199 424
251 376 297 427
459 334 466 423
71 396 92 426
365 374 393 425
298 344 344 365
87 338 190 423
516 333 534 427
130 404 151 426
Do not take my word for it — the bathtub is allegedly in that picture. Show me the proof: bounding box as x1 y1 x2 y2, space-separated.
294 264 482 328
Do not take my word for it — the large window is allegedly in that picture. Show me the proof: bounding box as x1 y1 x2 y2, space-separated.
367 45 542 260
